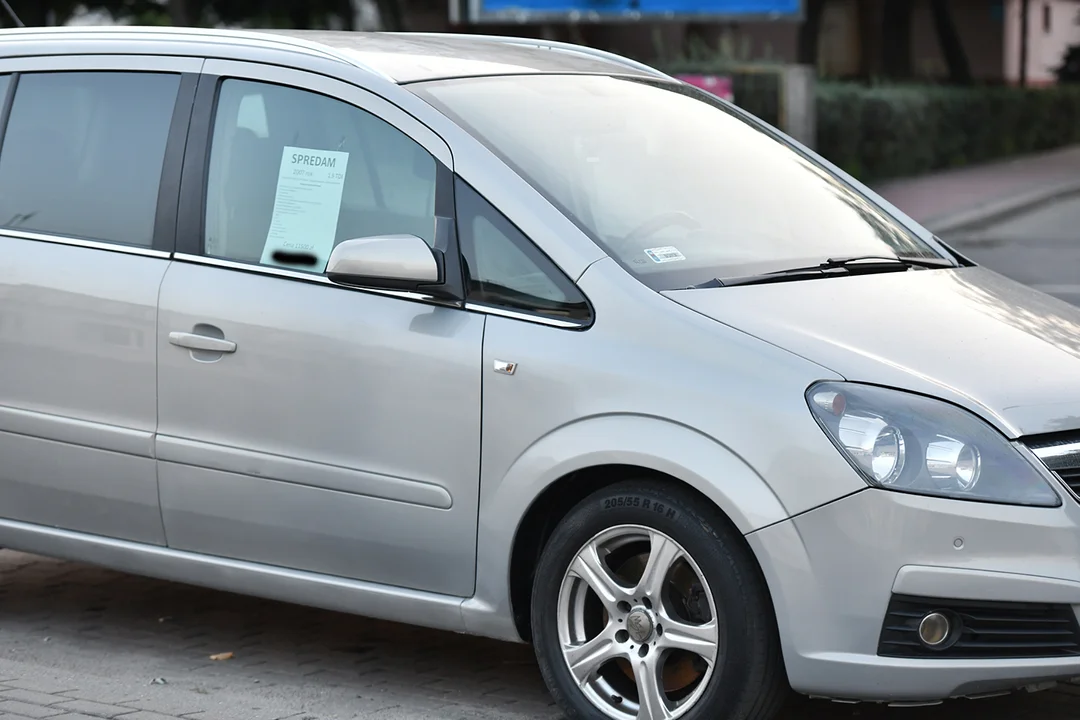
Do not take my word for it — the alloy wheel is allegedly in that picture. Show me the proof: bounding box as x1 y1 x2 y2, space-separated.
556 524 720 720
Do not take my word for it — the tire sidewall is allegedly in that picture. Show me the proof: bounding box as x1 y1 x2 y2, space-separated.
531 482 770 720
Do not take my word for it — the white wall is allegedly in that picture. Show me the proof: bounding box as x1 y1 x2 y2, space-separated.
1005 0 1080 85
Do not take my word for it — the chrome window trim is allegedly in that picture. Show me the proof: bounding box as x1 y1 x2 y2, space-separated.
463 301 586 329
0 229 170 259
173 252 436 303
173 253 587 329
0 53 204 74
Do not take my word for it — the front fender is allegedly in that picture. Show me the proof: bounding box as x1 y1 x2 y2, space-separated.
460 413 791 642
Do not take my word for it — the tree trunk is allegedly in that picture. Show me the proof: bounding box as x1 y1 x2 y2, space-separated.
797 0 827 67
854 0 881 79
373 0 407 30
929 0 971 84
880 0 915 80
1020 0 1031 86
169 0 192 25
288 3 311 28
8 0 47 26
336 0 355 30
172 0 206 25
683 21 714 58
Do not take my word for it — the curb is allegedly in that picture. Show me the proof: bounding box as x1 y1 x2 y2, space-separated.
921 178 1080 235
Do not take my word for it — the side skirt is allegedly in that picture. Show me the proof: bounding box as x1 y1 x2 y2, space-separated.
0 518 470 634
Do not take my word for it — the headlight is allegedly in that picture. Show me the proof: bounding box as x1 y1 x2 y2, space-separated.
807 382 1060 507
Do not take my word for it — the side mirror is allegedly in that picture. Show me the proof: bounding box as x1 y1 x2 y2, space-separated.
325 234 446 295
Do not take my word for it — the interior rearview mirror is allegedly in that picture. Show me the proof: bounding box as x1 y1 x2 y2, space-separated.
325 234 446 295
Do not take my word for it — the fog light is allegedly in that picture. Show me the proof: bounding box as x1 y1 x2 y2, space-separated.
918 612 952 648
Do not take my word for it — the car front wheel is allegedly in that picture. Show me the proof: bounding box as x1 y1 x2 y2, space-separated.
530 479 788 720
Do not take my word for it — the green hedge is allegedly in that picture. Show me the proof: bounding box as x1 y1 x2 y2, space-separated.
817 82 1080 183
654 59 1080 182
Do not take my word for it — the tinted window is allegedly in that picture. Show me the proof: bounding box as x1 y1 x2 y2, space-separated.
0 72 180 247
455 179 590 324
413 75 947 292
205 79 437 273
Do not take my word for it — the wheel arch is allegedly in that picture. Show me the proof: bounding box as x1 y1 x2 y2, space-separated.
464 414 793 643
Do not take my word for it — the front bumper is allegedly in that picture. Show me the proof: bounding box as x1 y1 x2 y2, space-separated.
747 487 1080 702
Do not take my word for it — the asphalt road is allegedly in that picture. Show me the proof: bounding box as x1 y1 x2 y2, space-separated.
942 191 1080 307
1 195 1080 719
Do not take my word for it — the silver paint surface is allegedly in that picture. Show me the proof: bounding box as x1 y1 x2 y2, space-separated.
0 26 1079 706
666 266 1080 437
0 236 164 544
156 261 484 597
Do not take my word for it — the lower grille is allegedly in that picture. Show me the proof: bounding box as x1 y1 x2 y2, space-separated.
878 594 1080 659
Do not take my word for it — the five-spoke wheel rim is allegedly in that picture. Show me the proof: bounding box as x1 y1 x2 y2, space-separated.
557 524 720 720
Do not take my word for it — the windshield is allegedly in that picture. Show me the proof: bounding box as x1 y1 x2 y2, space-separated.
410 74 950 291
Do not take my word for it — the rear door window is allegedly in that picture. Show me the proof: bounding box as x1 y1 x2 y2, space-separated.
0 71 181 247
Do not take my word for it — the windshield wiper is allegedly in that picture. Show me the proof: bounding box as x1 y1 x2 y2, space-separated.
692 254 957 289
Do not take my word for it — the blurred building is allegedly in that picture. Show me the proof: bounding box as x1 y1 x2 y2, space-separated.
654 0 1078 84
1004 0 1080 84
56 0 1080 85
432 0 1079 85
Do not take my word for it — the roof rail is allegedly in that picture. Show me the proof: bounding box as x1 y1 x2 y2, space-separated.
386 32 671 80
0 25 396 83
233 28 398 81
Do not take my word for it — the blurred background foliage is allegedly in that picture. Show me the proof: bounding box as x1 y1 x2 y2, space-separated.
0 0 371 31
814 83 1080 181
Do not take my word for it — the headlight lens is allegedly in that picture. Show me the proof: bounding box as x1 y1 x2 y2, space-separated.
807 382 1060 506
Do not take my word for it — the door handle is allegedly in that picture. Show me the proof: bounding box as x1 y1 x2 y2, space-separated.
168 331 236 354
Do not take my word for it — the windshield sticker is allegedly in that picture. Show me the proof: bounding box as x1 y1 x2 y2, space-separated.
261 146 350 270
644 246 686 264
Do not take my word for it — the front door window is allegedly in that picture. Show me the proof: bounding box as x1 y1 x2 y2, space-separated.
204 78 438 272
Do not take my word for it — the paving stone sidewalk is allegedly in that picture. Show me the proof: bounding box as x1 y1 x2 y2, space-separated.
874 144 1080 231
0 551 1078 719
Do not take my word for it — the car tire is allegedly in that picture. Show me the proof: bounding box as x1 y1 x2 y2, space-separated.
530 479 789 720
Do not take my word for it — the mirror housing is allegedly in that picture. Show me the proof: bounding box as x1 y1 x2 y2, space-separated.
326 234 453 298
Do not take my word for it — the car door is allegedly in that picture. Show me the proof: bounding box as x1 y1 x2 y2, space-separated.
155 59 484 597
0 54 197 544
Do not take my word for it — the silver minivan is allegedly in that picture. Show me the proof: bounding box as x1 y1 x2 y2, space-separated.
2 24 1080 720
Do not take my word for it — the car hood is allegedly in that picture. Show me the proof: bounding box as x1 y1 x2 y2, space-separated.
663 266 1080 438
